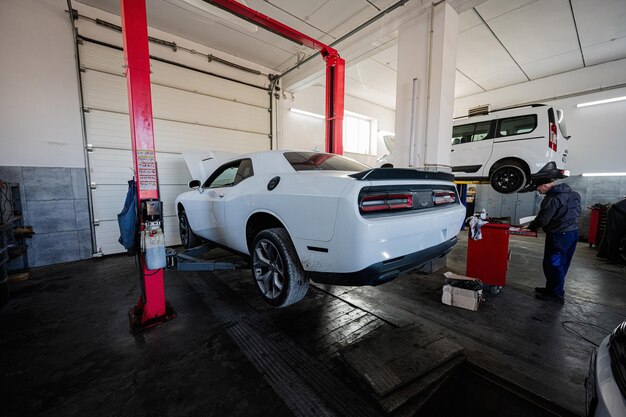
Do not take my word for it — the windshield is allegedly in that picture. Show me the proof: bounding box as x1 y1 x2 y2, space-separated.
283 151 370 172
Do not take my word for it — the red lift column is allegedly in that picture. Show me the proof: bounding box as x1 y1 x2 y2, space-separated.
324 53 345 154
121 0 174 331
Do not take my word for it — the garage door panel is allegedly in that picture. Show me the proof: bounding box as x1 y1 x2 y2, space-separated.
82 70 269 134
160 186 191 217
82 70 128 113
91 184 127 222
154 119 270 153
162 215 182 247
80 42 268 108
79 42 125 77
153 153 192 185
89 149 191 185
89 148 134 185
85 111 269 153
92 184 188 221
95 215 180 255
94 220 127 255
151 85 269 133
85 111 130 149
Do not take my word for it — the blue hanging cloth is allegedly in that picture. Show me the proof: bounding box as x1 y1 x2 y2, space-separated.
118 179 138 253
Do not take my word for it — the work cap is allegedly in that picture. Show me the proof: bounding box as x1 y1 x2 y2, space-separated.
534 177 554 188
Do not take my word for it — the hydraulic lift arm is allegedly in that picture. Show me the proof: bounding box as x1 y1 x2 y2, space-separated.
203 0 345 154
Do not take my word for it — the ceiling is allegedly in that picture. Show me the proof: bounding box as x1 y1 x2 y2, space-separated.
76 0 626 110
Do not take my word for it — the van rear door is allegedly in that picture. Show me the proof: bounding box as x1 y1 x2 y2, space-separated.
450 119 496 178
548 108 569 167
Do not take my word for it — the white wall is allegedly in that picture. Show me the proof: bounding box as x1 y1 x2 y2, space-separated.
454 58 626 174
0 0 84 168
0 0 273 169
280 84 396 166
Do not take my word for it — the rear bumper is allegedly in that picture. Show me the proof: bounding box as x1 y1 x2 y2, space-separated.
530 161 569 180
308 236 457 286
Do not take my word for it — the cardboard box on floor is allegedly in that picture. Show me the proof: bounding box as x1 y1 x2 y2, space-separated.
442 272 483 311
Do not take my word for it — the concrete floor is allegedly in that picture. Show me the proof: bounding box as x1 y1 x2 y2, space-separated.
1 232 625 416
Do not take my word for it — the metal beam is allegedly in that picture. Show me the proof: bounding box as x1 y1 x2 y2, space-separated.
204 0 345 153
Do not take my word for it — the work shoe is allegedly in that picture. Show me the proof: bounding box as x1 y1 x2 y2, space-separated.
535 293 564 304
534 287 550 294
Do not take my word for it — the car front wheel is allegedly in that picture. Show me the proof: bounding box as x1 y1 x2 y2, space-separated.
490 162 528 194
252 228 309 308
178 210 199 249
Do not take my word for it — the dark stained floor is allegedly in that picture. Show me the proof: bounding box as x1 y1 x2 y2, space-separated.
1 232 625 416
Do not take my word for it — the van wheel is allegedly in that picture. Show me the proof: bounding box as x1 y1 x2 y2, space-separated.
252 228 309 308
490 162 527 194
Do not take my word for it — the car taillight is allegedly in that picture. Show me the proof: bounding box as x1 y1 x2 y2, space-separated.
433 190 456 205
549 122 558 151
360 193 413 212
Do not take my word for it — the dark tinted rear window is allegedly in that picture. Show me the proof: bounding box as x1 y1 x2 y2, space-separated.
283 152 369 172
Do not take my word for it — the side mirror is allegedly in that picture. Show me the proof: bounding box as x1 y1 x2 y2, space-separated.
188 179 201 189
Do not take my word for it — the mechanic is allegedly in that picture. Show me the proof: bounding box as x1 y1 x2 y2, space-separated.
524 178 582 304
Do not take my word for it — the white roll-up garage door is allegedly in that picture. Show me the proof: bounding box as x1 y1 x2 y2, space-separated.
79 41 271 255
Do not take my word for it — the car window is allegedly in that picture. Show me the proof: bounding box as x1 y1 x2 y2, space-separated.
451 121 492 145
203 158 254 188
497 115 537 137
283 151 369 171
233 159 254 186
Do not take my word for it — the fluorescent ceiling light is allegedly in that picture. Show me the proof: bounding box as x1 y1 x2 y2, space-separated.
289 108 325 119
165 0 258 33
582 172 626 177
576 96 626 108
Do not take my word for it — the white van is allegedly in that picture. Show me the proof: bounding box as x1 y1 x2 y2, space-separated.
451 104 570 193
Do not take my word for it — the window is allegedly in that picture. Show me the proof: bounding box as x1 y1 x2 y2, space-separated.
343 113 376 155
284 152 369 172
203 159 254 188
497 115 537 137
451 121 492 145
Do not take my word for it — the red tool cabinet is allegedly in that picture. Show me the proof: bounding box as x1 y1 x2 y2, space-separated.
588 206 608 247
466 223 510 287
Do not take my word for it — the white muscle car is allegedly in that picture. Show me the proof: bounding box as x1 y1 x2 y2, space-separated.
176 150 465 307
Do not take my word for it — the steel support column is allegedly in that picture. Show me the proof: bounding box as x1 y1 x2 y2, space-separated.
120 0 173 331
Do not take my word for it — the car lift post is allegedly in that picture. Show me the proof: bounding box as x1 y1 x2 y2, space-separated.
121 0 174 332
204 0 345 154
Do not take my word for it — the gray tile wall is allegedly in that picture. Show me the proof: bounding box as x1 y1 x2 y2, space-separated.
563 175 626 240
0 166 93 268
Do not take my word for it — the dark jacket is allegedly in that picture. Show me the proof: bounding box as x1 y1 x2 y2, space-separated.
528 183 581 233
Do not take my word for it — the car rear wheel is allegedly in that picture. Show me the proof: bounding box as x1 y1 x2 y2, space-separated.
252 228 309 308
490 162 528 194
178 210 199 249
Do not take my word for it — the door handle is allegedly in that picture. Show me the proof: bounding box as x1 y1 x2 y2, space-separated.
451 149 455 152
218 193 224 198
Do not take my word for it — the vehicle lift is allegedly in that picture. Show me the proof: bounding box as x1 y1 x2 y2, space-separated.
120 0 346 331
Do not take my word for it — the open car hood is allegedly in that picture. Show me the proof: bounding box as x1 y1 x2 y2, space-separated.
182 150 237 182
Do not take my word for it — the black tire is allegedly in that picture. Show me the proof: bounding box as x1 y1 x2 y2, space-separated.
251 228 309 308
490 162 528 194
178 210 199 249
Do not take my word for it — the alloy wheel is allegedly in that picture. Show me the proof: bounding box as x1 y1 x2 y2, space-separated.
253 239 285 300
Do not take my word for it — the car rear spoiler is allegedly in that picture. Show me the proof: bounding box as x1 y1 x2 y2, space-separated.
349 168 455 182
